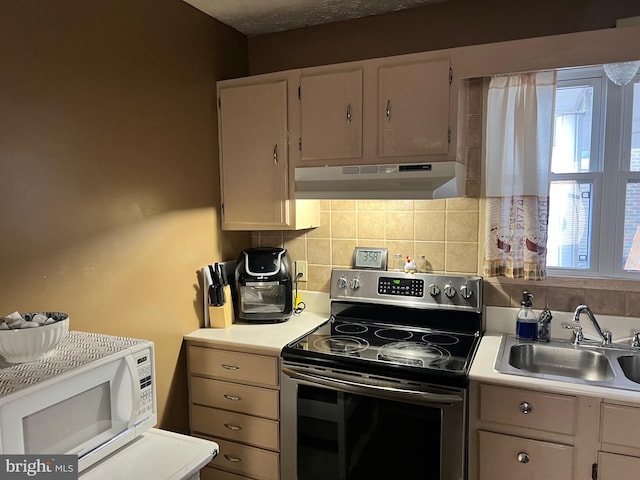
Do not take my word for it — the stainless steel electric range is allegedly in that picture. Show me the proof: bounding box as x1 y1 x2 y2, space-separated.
280 269 483 480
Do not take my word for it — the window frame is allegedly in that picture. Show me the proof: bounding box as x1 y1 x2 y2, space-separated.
548 67 640 279
614 77 640 277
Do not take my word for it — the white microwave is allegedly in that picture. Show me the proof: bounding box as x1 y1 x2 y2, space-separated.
0 331 157 473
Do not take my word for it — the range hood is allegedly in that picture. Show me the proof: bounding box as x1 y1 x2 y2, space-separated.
294 161 466 199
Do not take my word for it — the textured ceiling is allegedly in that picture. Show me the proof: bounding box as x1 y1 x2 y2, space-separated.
182 0 447 36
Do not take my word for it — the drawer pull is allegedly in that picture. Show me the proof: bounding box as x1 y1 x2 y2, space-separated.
519 402 533 414
224 394 241 401
517 452 530 464
221 364 240 370
224 423 243 431
224 454 242 463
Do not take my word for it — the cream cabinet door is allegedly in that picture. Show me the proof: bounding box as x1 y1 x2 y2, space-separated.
218 80 289 230
300 67 362 163
378 58 450 157
598 452 640 480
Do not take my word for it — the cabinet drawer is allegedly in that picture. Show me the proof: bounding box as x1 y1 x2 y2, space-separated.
191 377 279 420
478 384 577 435
477 430 573 480
189 346 279 387
598 452 640 480
601 403 640 449
200 466 251 480
208 437 279 480
191 405 279 451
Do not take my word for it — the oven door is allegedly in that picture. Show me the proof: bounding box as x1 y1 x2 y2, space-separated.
281 362 467 480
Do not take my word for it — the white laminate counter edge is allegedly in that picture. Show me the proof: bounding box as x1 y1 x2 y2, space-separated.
80 428 218 480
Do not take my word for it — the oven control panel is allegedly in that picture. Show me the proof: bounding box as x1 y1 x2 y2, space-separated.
330 269 483 312
378 277 424 297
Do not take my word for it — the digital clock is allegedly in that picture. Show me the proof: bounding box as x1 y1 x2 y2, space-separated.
352 247 388 270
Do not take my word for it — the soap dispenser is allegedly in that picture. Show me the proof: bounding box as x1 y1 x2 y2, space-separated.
516 291 538 340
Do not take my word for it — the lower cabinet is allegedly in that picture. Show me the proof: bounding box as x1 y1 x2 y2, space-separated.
200 466 255 480
202 438 279 480
598 401 640 479
470 382 640 480
478 431 574 479
469 382 597 480
187 342 281 480
598 452 640 480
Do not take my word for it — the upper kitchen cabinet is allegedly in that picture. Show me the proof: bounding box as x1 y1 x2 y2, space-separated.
299 65 363 164
376 57 451 159
217 71 320 231
295 54 455 168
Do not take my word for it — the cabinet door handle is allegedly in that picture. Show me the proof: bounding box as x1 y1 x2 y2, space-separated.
517 452 530 464
224 454 242 463
273 144 278 164
224 394 241 401
519 401 533 414
221 363 239 370
346 103 352 124
385 99 391 120
224 423 243 431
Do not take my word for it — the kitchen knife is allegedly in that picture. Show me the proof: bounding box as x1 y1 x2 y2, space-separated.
215 263 227 305
208 265 220 306
218 262 228 286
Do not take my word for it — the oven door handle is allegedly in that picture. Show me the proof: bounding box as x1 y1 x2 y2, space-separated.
282 367 463 405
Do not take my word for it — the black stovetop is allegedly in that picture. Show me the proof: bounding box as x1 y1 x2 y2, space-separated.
284 316 479 371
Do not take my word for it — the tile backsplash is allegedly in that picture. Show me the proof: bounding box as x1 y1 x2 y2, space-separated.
252 198 480 292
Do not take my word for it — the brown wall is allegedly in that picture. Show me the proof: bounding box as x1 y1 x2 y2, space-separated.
0 0 251 433
248 0 640 74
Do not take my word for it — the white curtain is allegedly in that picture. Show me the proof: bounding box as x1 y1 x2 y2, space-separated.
483 71 557 280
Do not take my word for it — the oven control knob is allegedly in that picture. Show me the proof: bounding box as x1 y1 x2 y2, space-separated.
428 284 441 297
444 284 456 298
337 276 348 289
350 278 361 290
460 284 473 299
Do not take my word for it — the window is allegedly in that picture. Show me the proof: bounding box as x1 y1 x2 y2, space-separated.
547 67 640 277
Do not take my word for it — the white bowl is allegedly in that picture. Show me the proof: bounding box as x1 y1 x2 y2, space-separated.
0 312 69 363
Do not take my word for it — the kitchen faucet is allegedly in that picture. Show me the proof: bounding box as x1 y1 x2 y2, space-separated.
570 304 612 346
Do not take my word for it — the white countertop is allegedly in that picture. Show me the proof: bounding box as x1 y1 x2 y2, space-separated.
185 291 330 354
80 428 218 480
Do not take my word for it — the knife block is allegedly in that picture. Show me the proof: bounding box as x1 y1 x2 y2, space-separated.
208 286 233 328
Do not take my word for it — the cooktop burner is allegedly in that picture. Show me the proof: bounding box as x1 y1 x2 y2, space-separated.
282 269 483 385
313 335 369 355
377 341 449 368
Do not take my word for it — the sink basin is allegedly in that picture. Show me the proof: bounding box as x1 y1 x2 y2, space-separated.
508 343 614 381
618 355 640 384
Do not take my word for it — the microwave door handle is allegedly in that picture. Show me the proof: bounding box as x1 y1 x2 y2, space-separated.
125 355 142 427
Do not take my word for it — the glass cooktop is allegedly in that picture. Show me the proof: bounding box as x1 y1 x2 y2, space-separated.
284 317 480 375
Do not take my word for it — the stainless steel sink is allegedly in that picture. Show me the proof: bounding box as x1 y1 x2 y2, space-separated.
508 343 614 381
494 335 640 392
618 355 640 384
